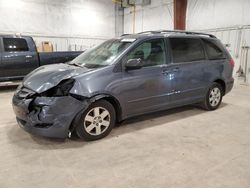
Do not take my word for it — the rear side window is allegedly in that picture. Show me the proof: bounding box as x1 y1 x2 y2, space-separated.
202 39 225 60
169 38 205 63
3 38 29 52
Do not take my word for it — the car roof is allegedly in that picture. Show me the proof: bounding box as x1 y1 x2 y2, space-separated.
119 30 217 40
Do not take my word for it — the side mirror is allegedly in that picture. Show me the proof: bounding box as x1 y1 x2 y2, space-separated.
125 58 143 70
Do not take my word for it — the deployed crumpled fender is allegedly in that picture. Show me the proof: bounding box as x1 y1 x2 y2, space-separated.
23 96 91 138
25 94 111 138
29 96 86 124
13 80 114 138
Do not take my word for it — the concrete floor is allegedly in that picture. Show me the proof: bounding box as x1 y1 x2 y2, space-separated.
0 85 250 188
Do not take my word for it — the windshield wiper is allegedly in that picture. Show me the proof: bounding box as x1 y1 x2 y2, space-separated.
83 64 107 69
69 62 83 68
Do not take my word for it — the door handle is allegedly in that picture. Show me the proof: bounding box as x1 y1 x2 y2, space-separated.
25 55 33 58
162 70 170 75
172 67 180 72
162 67 180 75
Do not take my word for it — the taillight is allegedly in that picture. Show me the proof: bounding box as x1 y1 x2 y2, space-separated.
229 58 235 67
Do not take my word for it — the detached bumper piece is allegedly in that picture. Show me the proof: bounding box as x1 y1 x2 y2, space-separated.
13 93 89 138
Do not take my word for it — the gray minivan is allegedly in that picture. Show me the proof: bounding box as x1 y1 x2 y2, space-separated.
12 30 234 141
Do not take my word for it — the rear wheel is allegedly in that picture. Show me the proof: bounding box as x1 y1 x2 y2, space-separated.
75 100 115 141
201 83 223 110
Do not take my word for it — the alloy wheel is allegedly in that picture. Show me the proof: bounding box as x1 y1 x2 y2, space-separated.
209 87 221 107
83 107 111 136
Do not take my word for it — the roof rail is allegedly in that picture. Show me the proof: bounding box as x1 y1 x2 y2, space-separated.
120 33 131 37
138 30 217 38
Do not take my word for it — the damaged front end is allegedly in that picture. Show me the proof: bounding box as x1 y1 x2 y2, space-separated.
12 79 90 138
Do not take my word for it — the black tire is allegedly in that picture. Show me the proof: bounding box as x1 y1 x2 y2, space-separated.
75 100 116 141
201 82 223 111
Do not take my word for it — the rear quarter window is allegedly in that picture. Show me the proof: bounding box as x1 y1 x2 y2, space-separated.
3 38 29 52
202 39 225 60
169 38 205 63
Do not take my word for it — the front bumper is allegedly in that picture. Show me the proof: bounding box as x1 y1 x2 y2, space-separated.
12 94 89 138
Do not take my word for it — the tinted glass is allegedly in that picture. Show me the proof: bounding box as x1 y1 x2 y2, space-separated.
169 38 205 63
202 39 225 60
127 39 166 67
3 38 29 52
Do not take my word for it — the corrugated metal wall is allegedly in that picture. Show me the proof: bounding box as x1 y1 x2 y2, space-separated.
186 0 250 85
200 27 250 85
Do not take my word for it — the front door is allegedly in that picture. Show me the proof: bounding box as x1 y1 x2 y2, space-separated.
120 38 173 117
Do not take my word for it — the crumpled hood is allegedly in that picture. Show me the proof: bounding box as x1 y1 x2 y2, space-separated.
23 63 90 93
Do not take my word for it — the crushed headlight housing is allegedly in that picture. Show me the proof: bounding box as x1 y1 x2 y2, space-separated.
40 78 75 97
15 83 23 95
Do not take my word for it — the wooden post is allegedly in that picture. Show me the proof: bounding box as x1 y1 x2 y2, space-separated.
174 0 187 30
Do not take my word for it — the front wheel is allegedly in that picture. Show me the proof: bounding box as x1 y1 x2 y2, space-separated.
201 83 223 110
75 100 116 141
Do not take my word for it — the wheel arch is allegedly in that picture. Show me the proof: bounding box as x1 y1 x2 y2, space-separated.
213 79 226 95
91 94 123 123
69 93 122 135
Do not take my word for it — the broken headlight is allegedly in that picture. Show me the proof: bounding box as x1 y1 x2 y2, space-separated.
41 79 75 97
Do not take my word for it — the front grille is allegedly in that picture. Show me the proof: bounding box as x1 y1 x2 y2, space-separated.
17 117 52 129
34 123 53 128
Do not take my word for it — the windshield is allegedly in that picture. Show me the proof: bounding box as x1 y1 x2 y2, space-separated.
71 39 135 68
